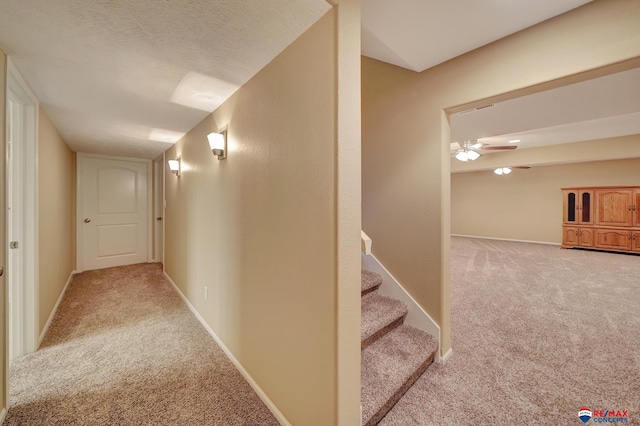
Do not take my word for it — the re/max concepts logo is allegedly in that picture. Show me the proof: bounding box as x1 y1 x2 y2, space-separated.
579 407 629 423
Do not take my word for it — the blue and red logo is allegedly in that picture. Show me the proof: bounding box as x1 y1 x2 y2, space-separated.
579 407 629 423
579 408 593 424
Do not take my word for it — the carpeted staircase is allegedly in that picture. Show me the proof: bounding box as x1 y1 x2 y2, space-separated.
361 269 438 426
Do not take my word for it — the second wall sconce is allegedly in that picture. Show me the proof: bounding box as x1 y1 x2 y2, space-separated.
207 131 227 160
168 158 181 176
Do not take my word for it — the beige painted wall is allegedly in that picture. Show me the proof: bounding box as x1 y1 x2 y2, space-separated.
362 0 640 355
452 157 640 243
38 108 75 334
0 47 7 419
164 7 361 425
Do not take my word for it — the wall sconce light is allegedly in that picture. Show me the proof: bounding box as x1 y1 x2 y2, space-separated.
207 131 227 160
168 158 181 176
494 167 512 175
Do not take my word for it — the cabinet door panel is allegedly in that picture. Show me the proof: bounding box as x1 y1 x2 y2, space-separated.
595 190 633 226
563 190 578 225
579 190 593 225
632 232 640 253
634 190 640 227
578 228 594 247
595 229 631 251
563 227 579 247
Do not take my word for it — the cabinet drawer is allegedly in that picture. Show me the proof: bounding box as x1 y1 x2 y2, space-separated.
595 229 632 251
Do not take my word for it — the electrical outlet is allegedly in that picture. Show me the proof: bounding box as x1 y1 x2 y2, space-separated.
204 286 208 300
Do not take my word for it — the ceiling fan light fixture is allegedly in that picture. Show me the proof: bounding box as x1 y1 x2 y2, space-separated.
455 151 469 162
466 150 480 161
494 167 512 175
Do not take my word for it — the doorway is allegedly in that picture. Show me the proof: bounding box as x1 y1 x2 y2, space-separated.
6 60 38 363
76 154 152 271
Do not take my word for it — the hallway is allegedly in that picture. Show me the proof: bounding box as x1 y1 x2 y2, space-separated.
3 263 277 425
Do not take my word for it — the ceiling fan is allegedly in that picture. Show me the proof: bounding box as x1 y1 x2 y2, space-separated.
451 140 517 162
493 166 531 175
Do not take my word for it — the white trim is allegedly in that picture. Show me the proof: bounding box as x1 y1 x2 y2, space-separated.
38 271 76 346
6 59 39 357
162 152 165 272
440 348 453 364
361 253 441 360
451 234 561 246
76 153 153 272
147 160 153 263
163 272 291 426
361 230 372 255
153 157 163 263
0 408 7 423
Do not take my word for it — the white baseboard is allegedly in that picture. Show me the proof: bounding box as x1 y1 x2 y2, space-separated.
0 408 6 423
451 234 560 246
440 348 453 364
39 270 76 346
361 253 441 360
163 272 290 426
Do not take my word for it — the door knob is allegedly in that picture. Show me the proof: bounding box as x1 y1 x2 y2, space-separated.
84 218 91 223
0 266 3 277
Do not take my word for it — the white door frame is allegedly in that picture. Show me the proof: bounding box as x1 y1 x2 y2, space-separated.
153 156 164 263
76 153 153 272
6 58 39 363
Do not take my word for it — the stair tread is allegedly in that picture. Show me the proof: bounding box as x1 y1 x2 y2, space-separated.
361 325 438 426
361 269 382 295
361 294 408 346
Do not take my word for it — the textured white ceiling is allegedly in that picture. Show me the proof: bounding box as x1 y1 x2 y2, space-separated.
362 0 592 72
1 0 626 161
0 0 331 159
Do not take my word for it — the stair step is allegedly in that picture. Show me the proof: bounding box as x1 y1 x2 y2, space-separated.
361 325 438 426
361 269 382 296
361 294 407 349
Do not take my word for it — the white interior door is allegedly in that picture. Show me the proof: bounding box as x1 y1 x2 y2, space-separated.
79 155 151 271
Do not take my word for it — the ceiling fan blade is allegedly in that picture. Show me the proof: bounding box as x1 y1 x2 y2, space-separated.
481 145 517 151
512 166 531 169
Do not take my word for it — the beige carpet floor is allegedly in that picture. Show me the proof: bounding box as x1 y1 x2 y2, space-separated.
3 263 278 426
379 237 640 425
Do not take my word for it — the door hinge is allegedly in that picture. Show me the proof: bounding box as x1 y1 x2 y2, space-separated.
9 241 18 249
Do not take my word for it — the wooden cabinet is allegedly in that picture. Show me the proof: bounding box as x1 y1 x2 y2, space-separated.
563 189 593 225
595 229 631 251
634 189 640 227
632 231 640 253
578 228 594 247
595 189 633 227
564 227 594 248
562 186 639 254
